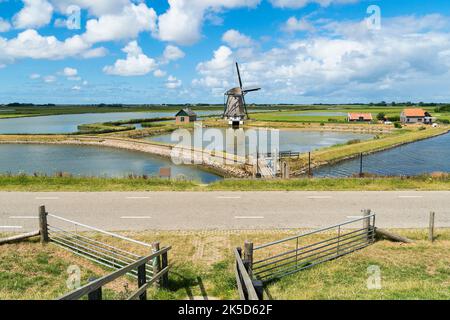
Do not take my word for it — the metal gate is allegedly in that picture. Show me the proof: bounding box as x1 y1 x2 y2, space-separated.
46 214 154 280
250 212 376 282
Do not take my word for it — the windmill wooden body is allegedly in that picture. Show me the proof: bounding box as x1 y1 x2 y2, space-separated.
224 63 261 128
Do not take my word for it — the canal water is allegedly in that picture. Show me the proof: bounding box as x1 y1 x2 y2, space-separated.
0 144 222 183
0 111 220 134
148 128 374 154
315 133 450 177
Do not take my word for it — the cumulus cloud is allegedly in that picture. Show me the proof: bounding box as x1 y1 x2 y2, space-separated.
157 0 261 45
194 15 450 101
154 69 167 78
0 18 11 32
83 3 157 44
49 0 131 16
270 0 359 9
193 45 234 91
0 29 102 63
222 29 254 48
162 45 185 63
283 17 315 33
63 67 77 77
103 41 157 76
13 0 54 29
166 75 182 89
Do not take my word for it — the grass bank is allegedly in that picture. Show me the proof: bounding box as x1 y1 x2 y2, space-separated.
1 229 449 300
0 175 449 191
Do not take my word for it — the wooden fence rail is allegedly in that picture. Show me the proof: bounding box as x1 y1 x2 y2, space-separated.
234 247 263 301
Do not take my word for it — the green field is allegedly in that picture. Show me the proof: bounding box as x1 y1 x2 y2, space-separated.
250 106 447 123
0 105 223 119
1 229 449 300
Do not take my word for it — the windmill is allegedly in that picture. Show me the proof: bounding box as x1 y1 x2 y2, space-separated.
224 62 261 127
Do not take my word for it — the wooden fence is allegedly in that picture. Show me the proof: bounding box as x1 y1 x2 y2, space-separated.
234 247 263 301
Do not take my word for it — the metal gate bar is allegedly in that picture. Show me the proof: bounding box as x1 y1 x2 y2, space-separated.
46 214 154 280
251 214 376 282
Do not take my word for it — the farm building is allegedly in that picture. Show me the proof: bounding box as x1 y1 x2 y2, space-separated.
400 108 433 124
175 108 197 124
347 113 373 122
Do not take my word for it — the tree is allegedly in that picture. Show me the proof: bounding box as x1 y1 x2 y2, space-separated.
377 112 386 121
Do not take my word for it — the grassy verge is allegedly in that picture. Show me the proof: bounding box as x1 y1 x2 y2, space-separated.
0 175 449 191
1 229 449 300
0 238 133 300
0 175 200 192
208 176 450 191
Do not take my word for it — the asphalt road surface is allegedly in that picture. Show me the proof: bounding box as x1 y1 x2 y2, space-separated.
1 191 449 232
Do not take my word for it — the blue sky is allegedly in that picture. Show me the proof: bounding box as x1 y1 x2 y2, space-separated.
0 0 450 104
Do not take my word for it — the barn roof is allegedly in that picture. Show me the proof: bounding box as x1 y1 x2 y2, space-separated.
176 108 197 117
402 108 427 117
348 113 373 120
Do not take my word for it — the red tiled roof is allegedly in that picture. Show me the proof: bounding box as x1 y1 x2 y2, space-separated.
402 108 426 117
348 113 373 120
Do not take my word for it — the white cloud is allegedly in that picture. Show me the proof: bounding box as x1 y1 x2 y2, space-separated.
154 69 167 78
81 47 107 58
0 18 11 32
283 17 315 33
103 41 157 76
43 75 56 83
63 67 77 77
222 29 253 48
270 0 358 9
0 29 106 64
71 85 81 90
13 0 54 29
83 3 157 44
29 73 40 79
166 75 182 89
157 0 261 45
162 45 185 62
194 15 450 101
49 0 131 16
193 45 234 92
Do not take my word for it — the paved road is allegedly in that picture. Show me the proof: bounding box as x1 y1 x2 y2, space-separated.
0 191 449 232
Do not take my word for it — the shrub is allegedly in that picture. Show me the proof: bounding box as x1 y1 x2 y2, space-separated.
387 116 400 122
346 139 361 145
394 122 402 129
376 112 386 121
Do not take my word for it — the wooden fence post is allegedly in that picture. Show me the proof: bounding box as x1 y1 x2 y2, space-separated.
161 250 169 289
38 206 49 244
429 212 435 243
362 209 371 241
137 264 147 300
152 242 161 289
244 241 254 278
